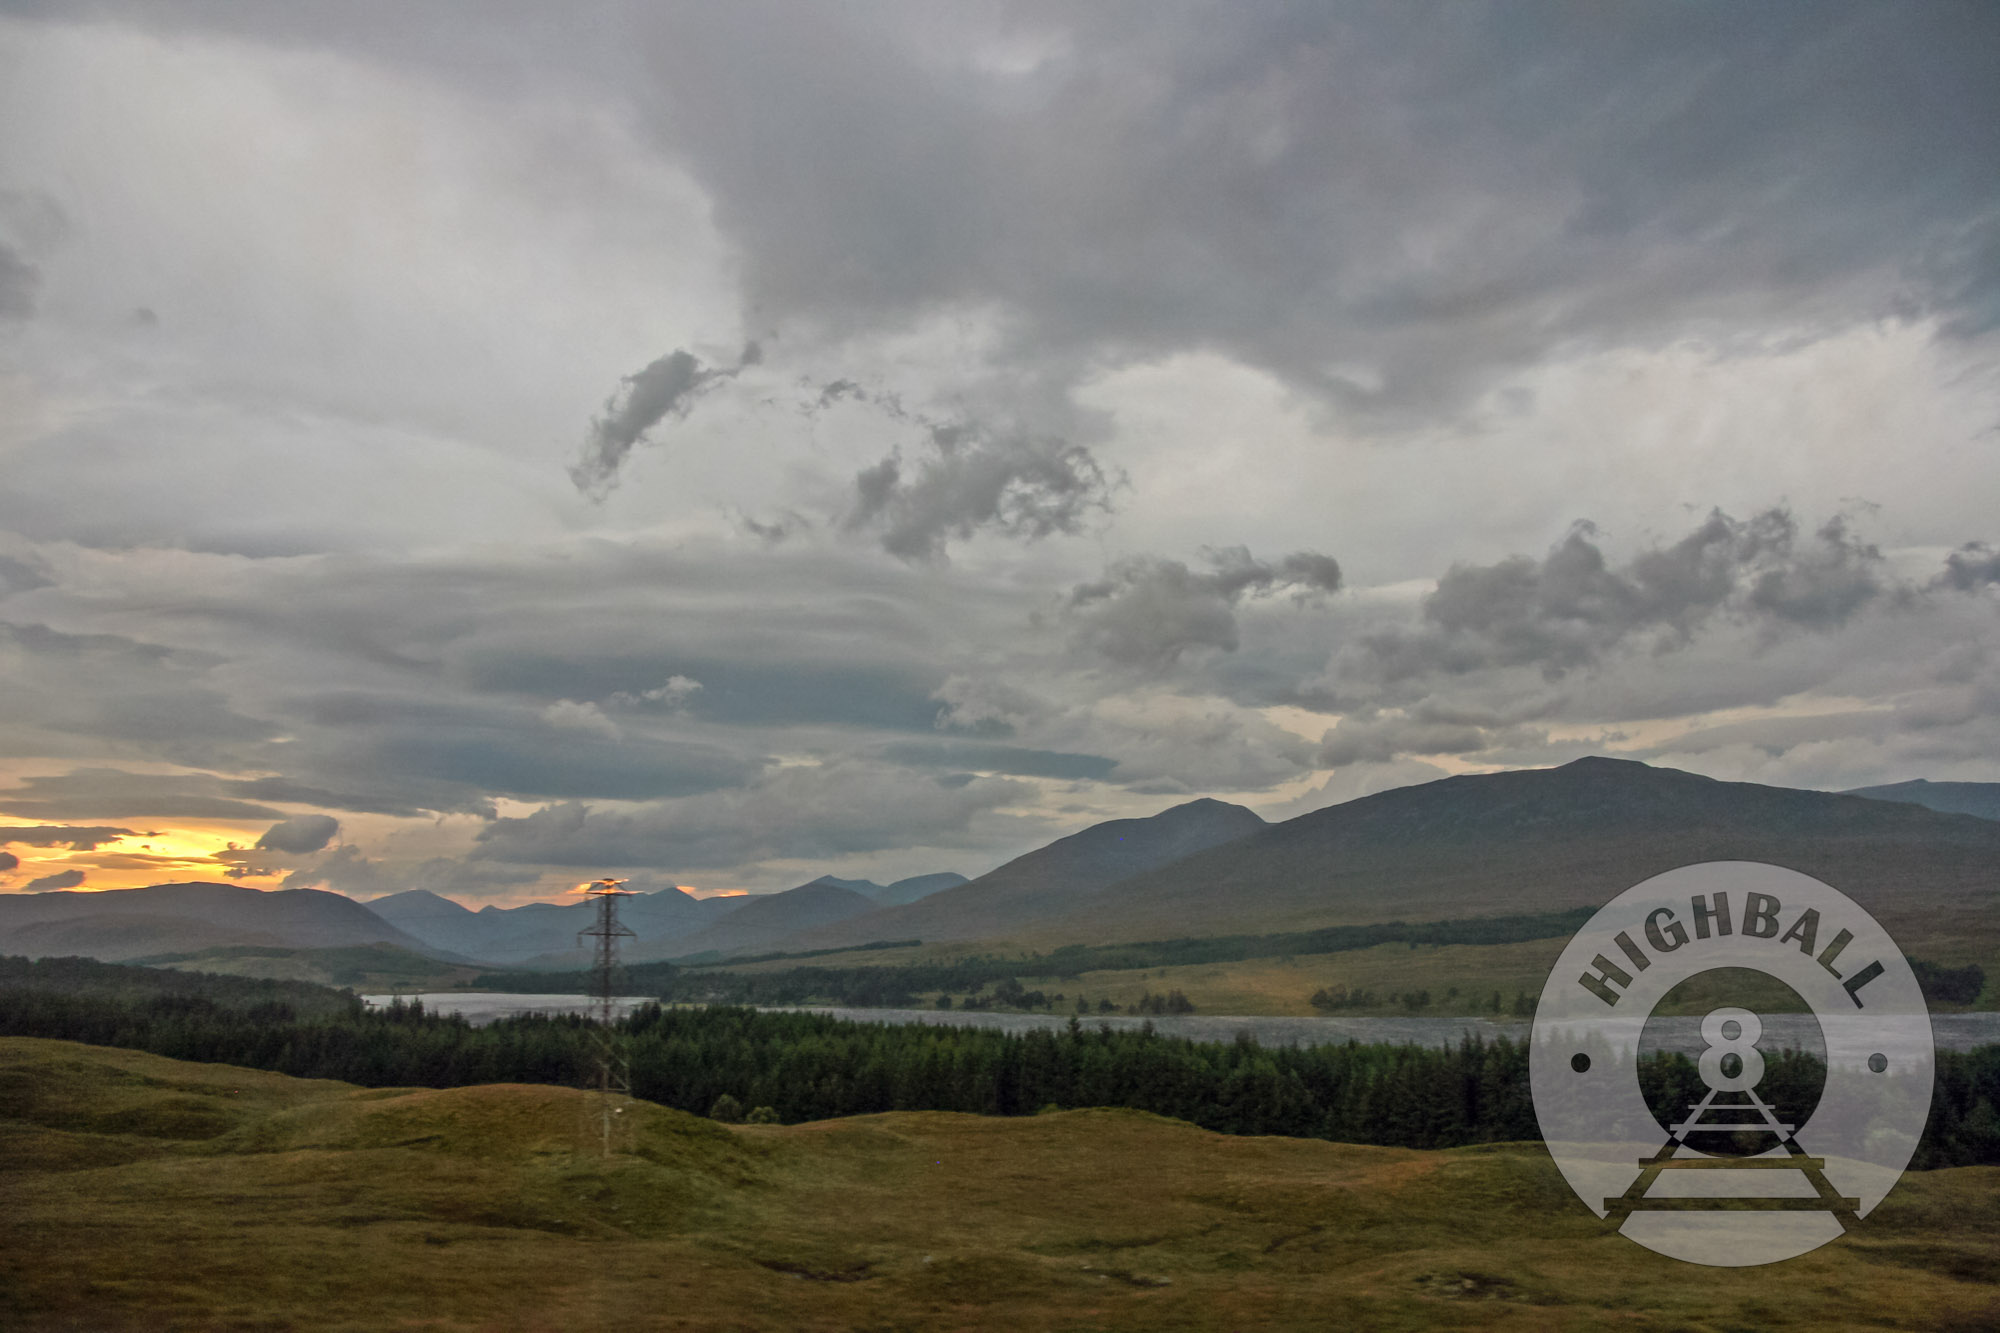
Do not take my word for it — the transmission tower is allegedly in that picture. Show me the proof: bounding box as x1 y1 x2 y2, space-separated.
577 877 637 1157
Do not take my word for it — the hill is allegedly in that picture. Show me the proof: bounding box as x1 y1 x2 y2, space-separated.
1847 779 2000 822
860 871 970 907
367 885 735 966
792 797 1267 950
645 879 881 961
1047 757 2000 946
3 1036 1996 1330
0 882 451 963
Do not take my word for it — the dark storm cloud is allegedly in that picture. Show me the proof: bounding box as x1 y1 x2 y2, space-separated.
1358 509 1890 683
1067 547 1343 668
0 823 136 850
25 869 86 891
1935 543 2000 592
33 3 1999 422
254 813 340 855
844 422 1118 563
623 1 2000 418
569 343 759 499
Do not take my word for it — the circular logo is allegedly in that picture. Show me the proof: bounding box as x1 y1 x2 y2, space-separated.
1530 862 1934 1267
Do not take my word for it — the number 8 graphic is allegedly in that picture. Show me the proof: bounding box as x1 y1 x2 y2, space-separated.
1696 1006 1765 1094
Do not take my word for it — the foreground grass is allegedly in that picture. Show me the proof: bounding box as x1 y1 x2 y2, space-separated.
3 1037 1997 1331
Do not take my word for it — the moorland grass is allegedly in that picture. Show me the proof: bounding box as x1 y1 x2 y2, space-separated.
3 1036 1997 1330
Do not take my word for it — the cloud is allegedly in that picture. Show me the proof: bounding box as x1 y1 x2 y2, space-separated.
1936 542 2000 592
0 769 285 823
843 422 1118 563
280 843 397 896
0 824 138 850
871 740 1117 782
569 343 759 500
254 813 340 855
472 760 1032 871
1067 547 1343 668
1355 508 1891 684
0 851 17 872
0 244 38 320
606 675 702 711
540 698 620 739
25 869 86 891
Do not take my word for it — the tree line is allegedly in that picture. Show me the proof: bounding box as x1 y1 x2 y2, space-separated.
1 955 1994 1166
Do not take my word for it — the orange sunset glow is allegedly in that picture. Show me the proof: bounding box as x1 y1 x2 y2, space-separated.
0 823 276 893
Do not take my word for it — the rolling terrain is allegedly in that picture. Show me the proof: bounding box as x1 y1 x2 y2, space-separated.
1847 779 2000 822
0 882 453 963
3 1037 1996 1331
791 797 1268 952
1040 757 2000 947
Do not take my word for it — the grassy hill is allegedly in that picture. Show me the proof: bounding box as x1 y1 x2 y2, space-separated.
4 1037 1997 1330
1048 757 2000 947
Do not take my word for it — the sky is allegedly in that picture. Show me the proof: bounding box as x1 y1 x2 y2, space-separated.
1 1 1997 905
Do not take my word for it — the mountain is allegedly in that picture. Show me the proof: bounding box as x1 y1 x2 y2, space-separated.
788 797 1268 950
864 872 969 907
0 882 450 963
1042 757 2000 944
1845 779 2000 822
647 880 881 960
368 886 732 966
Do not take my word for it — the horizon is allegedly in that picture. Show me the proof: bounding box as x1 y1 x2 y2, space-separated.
0 753 1972 909
3 5 1998 909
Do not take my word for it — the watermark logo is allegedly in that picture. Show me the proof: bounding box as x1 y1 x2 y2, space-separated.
1529 862 1933 1266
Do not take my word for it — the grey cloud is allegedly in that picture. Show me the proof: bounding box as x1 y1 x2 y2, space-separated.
1936 542 2000 592
0 621 277 769
52 3 2000 423
0 823 137 850
473 761 1031 871
255 813 340 855
626 3 2000 420
25 869 86 892
1359 508 1891 683
569 344 758 500
280 844 397 896
0 553 55 598
0 851 16 872
0 189 67 321
872 740 1117 782
1317 716 1498 768
0 770 284 823
310 707 764 803
1067 547 1343 668
0 245 38 320
844 423 1118 563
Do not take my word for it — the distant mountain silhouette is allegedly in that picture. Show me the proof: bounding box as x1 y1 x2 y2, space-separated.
790 798 1268 950
863 872 969 907
1044 757 2000 944
1845 779 2000 822
0 883 449 963
645 880 880 961
370 886 729 965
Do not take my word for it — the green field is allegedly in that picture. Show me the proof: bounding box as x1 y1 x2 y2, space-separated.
4 1036 1997 1330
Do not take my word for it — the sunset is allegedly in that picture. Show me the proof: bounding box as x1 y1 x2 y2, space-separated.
2 3 1996 1327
